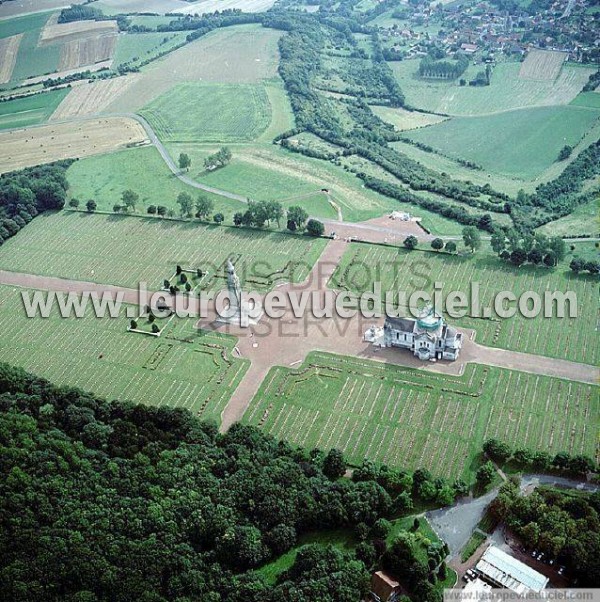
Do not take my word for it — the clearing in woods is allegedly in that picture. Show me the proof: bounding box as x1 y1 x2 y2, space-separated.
243 352 598 480
0 211 327 291
140 83 272 143
404 105 600 179
0 34 23 83
331 242 599 365
519 49 566 81
390 60 596 116
0 117 147 174
0 283 249 423
50 75 141 120
103 25 281 113
0 88 69 130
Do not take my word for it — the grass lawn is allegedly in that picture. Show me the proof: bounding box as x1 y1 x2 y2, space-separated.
66 145 243 217
0 211 327 292
244 352 598 481
140 82 272 143
404 105 600 179
389 60 595 116
0 88 69 129
0 283 248 422
538 201 600 237
332 242 598 364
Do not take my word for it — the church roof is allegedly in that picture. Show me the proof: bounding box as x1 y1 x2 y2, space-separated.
385 316 416 332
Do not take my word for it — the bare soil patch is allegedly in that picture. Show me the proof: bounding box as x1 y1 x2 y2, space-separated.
58 33 117 70
0 33 23 84
519 49 566 81
50 75 140 120
0 116 147 173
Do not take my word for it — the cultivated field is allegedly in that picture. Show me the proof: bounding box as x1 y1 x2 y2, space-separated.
111 31 188 68
58 33 117 70
370 105 448 131
171 0 276 14
104 25 280 113
519 49 566 81
538 200 600 237
89 0 192 15
244 352 598 480
0 284 249 423
0 0 69 19
0 211 327 291
390 60 596 116
140 83 271 143
331 244 598 365
0 88 69 130
0 33 23 83
50 75 141 120
7 13 61 83
405 105 600 179
40 17 118 44
0 117 147 174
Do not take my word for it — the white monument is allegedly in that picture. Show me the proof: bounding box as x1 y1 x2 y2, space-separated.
217 259 263 327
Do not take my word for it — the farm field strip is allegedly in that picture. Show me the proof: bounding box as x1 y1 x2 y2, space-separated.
332 244 598 365
140 82 271 143
390 60 595 116
0 33 23 83
519 49 566 81
58 33 117 70
0 283 248 422
50 75 141 120
171 0 276 14
0 116 147 174
0 88 69 130
0 211 327 292
244 352 598 479
40 17 118 44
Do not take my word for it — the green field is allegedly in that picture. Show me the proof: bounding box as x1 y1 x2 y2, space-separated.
0 88 69 129
390 60 595 116
112 31 188 68
140 82 272 143
0 11 51 39
405 106 600 179
0 211 327 291
245 352 598 480
0 284 248 422
331 243 598 364
66 145 242 217
570 92 600 109
538 200 600 237
9 14 61 84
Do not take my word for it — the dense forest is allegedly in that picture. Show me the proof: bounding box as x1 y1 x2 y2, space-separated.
0 161 72 246
0 364 465 602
